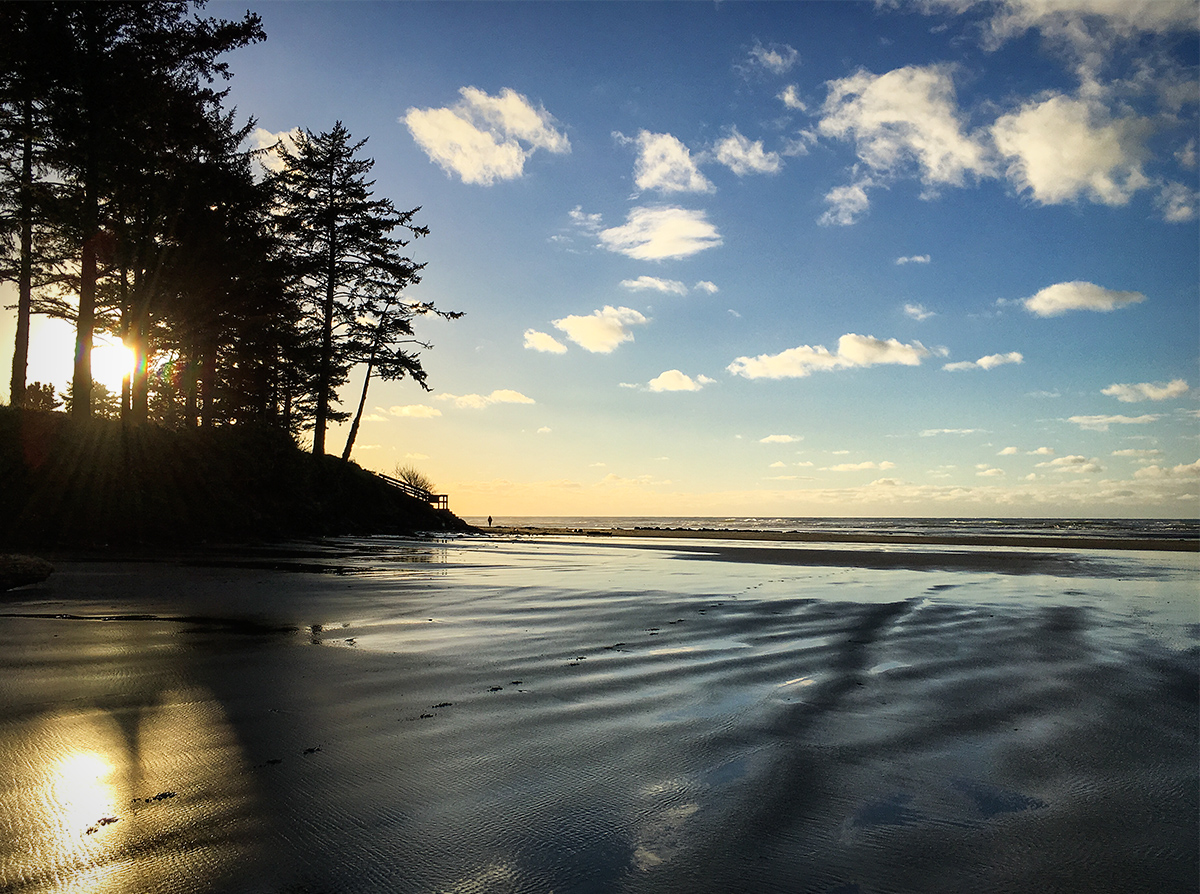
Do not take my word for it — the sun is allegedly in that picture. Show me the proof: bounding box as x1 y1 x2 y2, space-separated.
90 340 136 393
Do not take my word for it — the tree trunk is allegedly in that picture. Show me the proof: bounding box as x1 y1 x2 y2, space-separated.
342 353 376 461
9 96 34 408
72 234 96 417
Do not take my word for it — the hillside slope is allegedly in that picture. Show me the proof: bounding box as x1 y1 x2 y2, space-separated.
0 407 471 547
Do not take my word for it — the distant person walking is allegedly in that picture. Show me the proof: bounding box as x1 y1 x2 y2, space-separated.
488 516 492 527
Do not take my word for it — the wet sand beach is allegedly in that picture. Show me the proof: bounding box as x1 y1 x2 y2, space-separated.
0 531 1196 893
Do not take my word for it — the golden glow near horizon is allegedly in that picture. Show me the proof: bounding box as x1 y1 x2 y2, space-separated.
90 341 136 394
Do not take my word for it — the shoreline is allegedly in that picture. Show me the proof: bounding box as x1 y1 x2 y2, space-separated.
487 525 1200 552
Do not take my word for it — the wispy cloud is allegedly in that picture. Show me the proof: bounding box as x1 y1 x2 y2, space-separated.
405 86 570 185
825 460 896 472
694 281 719 294
920 428 984 436
819 179 873 226
553 306 648 353
895 254 931 265
903 303 935 320
729 333 930 379
1102 379 1189 402
386 404 442 418
714 127 782 175
1068 413 1160 431
523 329 568 354
598 206 723 260
620 276 688 295
437 389 536 409
1037 455 1105 473
747 41 799 76
943 351 1023 371
1022 281 1146 316
759 434 801 444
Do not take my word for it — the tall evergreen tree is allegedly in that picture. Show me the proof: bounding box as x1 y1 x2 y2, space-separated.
271 123 455 456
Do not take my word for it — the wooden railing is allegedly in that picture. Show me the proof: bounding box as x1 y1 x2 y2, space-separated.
375 473 449 510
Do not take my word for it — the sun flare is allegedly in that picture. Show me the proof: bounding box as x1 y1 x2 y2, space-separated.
90 341 136 393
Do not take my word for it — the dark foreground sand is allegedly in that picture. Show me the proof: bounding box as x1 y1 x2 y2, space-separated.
0 533 1196 893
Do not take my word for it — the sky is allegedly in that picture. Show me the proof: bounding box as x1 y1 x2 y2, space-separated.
3 0 1198 518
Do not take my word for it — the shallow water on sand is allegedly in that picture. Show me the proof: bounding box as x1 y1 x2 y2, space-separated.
0 534 1196 893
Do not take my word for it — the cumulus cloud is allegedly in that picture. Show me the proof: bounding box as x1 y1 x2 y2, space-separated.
819 64 992 191
1156 182 1199 223
249 126 302 173
760 434 801 444
553 306 648 353
694 281 719 294
904 303 935 321
896 254 931 265
1112 448 1162 458
978 0 1197 49
523 329 568 354
728 333 931 379
627 131 713 194
1022 281 1146 316
620 276 688 295
714 127 782 175
387 404 442 418
1037 454 1105 473
999 446 1020 455
748 41 799 75
977 467 1005 477
437 389 536 409
568 205 603 233
943 351 1024 371
819 180 873 226
1134 460 1200 479
647 370 713 392
1102 379 1189 402
992 94 1152 206
1068 413 1160 430
598 206 723 260
404 87 569 185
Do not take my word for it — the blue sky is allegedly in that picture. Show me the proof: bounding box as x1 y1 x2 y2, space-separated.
5 0 1198 517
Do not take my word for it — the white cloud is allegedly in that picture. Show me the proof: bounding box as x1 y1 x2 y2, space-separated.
729 333 930 379
437 389 536 409
647 370 710 392
1029 447 1056 455
628 131 713 194
778 84 807 111
1156 182 1199 223
896 254 931 265
992 94 1152 206
921 428 984 436
568 205 603 233
819 180 873 226
1037 454 1105 473
620 276 688 296
598 206 723 260
694 281 719 294
903 303 935 320
980 0 1197 48
553 306 648 353
1112 448 1162 458
977 467 1005 477
249 126 302 173
999 446 1020 455
1022 281 1146 316
943 351 1024 371
1068 413 1160 430
404 86 569 185
523 329 568 354
819 64 993 191
387 404 442 418
537 426 551 434
826 460 896 471
748 41 799 76
760 434 801 444
714 127 782 175
1102 379 1189 402
1134 460 1200 479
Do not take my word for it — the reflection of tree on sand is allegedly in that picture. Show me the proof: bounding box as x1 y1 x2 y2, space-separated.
0 622 261 892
